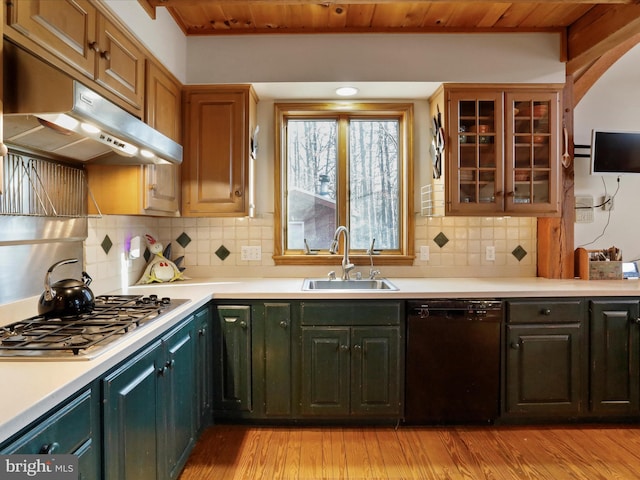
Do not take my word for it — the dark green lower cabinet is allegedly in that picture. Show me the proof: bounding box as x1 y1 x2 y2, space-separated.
0 384 101 480
103 342 162 480
213 305 252 413
589 300 640 416
263 303 292 416
103 319 197 480
505 323 582 416
195 305 213 433
301 326 401 417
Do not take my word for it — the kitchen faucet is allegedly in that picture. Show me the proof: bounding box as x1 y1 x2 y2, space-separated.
329 226 355 280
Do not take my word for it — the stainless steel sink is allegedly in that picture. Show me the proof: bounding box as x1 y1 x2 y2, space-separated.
302 278 398 291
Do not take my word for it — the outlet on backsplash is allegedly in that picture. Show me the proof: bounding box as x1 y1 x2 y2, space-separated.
241 246 262 261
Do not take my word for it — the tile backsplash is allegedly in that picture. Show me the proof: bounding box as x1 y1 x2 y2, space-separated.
85 214 537 294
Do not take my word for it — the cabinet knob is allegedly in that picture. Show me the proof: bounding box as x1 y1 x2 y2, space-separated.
541 308 552 315
239 321 248 329
39 442 60 454
149 183 157 191
506 191 515 197
495 191 503 197
100 50 111 61
339 344 350 352
234 190 243 197
353 344 362 351
198 327 206 336
158 366 168 376
88 41 100 53
635 318 640 325
510 342 520 349
279 321 288 329
166 359 175 369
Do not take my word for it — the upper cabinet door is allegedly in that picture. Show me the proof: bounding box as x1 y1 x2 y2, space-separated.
96 15 145 111
144 61 182 214
6 0 97 77
448 90 504 215
505 91 560 215
182 86 257 217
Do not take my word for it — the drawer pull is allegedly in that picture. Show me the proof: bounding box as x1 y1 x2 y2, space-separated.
541 308 552 315
39 442 60 454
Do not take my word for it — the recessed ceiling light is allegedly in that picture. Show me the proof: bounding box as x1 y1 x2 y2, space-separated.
336 86 359 97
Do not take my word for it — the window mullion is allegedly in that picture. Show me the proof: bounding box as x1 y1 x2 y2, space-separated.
337 115 349 242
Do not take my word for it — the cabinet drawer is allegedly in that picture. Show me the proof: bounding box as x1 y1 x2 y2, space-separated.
1 387 95 455
507 299 584 324
300 301 402 326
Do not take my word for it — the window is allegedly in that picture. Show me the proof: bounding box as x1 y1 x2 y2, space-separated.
274 103 414 265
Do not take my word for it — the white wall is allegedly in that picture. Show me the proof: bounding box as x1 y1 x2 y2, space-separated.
574 44 640 261
185 33 564 84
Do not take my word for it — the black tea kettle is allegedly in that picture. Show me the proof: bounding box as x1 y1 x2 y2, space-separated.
38 258 95 318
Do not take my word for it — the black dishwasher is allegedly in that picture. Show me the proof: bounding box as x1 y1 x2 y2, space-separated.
405 299 502 424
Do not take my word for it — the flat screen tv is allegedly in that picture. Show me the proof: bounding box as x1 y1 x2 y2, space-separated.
591 130 640 175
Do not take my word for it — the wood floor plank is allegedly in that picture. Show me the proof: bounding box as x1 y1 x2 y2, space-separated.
178 424 640 480
374 428 414 479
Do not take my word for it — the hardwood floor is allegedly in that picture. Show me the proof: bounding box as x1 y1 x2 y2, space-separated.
178 424 640 479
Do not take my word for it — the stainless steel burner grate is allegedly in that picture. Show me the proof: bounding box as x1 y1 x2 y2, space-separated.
0 294 189 359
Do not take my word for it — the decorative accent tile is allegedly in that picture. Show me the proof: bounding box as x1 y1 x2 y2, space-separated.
512 245 527 261
215 245 230 261
433 232 449 248
176 232 192 248
101 235 113 254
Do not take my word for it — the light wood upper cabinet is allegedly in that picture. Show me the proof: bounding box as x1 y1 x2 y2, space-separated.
182 85 257 217
87 61 182 216
5 0 145 113
434 84 562 217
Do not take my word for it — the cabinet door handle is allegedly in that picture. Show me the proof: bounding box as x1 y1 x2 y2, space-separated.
39 442 60 454
495 191 503 197
506 191 515 197
100 50 111 61
198 327 207 336
339 344 350 352
166 359 175 369
541 308 551 315
352 344 362 352
158 366 168 376
279 321 288 329
510 342 520 349
635 318 640 325
88 41 100 53
234 190 243 197
239 321 248 329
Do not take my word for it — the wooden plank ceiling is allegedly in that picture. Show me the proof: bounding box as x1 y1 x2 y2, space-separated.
141 0 640 97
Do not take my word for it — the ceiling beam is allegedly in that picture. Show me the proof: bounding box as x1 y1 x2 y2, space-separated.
567 4 640 74
146 0 640 6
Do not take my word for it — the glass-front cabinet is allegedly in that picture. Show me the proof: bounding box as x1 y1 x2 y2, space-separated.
445 86 560 216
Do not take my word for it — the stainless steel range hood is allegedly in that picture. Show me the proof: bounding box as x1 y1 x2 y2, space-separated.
3 42 182 165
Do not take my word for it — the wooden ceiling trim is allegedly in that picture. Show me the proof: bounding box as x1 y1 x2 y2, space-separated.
567 4 640 73
572 32 640 105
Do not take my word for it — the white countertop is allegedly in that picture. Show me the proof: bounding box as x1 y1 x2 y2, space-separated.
2 275 640 443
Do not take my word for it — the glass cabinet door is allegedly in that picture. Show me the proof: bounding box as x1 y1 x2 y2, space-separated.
448 91 503 214
505 92 559 214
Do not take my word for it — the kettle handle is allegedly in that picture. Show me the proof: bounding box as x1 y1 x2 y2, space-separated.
44 258 79 301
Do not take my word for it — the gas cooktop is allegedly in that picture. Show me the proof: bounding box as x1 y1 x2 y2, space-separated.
0 294 190 360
